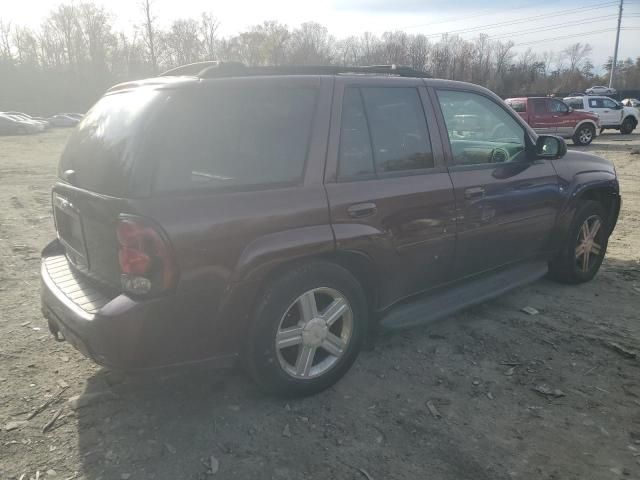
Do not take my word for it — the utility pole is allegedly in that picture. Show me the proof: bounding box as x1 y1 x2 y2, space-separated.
609 0 623 88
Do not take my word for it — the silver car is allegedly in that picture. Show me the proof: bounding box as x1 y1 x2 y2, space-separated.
586 86 617 96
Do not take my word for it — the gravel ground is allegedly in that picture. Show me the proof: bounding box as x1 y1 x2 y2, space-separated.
0 129 639 480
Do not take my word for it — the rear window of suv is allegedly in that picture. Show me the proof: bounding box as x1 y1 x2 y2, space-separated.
151 84 318 193
60 83 318 197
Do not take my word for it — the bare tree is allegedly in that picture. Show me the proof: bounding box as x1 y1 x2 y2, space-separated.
0 19 12 60
165 18 202 67
140 0 158 73
200 12 219 60
562 42 592 72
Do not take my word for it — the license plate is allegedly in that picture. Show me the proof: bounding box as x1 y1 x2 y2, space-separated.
53 193 88 268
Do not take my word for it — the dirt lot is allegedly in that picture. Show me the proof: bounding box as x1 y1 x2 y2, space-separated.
0 129 639 480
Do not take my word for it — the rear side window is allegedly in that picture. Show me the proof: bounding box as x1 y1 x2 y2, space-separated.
565 98 584 109
532 99 548 114
152 85 318 193
338 87 433 180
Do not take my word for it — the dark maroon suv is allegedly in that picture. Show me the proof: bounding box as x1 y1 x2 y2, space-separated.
41 63 621 396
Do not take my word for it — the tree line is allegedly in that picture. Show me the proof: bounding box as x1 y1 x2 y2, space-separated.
0 1 639 114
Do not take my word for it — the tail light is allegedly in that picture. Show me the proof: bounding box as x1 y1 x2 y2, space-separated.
116 216 177 296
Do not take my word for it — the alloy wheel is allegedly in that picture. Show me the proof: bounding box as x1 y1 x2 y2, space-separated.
275 287 353 379
579 127 593 144
575 215 603 273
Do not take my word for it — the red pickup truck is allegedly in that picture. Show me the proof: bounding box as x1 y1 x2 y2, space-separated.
505 97 600 146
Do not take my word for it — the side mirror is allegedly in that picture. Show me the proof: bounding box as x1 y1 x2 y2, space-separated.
536 135 567 159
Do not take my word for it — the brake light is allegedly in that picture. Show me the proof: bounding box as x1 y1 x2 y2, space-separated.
116 217 177 295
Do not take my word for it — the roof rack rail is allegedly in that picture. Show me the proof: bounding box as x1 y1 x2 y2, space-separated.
194 62 430 79
161 61 234 76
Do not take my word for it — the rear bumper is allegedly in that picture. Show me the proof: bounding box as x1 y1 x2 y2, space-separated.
40 240 238 370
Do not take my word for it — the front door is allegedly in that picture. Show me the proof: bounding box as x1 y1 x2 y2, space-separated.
529 98 557 134
324 78 457 308
432 88 561 279
588 97 622 125
547 98 575 137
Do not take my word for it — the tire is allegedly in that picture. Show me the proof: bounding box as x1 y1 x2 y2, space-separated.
245 261 367 397
620 117 635 135
572 124 595 145
549 200 609 284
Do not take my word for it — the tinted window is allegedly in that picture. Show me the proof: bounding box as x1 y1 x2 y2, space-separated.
153 86 317 193
437 90 526 165
60 88 164 197
602 98 617 108
361 88 433 172
338 88 375 178
507 100 526 112
532 99 548 113
338 87 433 180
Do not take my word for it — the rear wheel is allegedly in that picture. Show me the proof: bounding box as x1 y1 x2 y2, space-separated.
620 117 635 135
245 261 367 396
549 200 609 284
573 124 595 145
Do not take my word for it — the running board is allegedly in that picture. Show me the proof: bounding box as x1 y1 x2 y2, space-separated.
379 261 548 331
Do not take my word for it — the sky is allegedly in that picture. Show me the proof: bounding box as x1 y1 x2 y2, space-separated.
3 0 639 69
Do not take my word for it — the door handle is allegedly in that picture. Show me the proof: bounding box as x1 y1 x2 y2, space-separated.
347 202 377 218
464 186 485 199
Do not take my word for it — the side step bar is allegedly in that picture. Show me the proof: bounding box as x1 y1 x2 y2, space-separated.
379 261 548 331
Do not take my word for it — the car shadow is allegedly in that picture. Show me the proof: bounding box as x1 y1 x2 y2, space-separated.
73 257 639 480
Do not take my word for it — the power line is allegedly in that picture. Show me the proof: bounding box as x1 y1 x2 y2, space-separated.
418 1 619 38
487 14 640 41
401 0 559 30
512 27 638 47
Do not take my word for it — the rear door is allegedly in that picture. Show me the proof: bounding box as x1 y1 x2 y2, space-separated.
528 98 557 134
431 88 561 279
324 77 456 308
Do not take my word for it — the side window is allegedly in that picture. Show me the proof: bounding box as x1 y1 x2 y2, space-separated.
532 99 548 114
153 86 318 193
338 87 434 179
338 88 375 179
549 100 569 113
565 98 583 109
436 89 526 165
589 98 603 108
602 98 617 109
361 88 434 172
507 100 526 112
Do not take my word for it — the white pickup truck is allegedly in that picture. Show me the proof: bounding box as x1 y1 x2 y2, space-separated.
564 95 638 135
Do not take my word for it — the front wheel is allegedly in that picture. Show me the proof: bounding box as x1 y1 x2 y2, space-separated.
549 200 609 284
245 261 367 397
620 117 635 135
573 124 595 145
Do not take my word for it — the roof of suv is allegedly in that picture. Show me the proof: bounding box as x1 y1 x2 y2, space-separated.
106 62 506 103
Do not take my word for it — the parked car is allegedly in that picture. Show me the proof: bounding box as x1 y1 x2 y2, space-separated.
621 98 640 108
48 114 80 127
586 86 616 96
504 97 600 145
5 111 50 129
41 63 621 396
564 95 638 135
0 113 41 134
